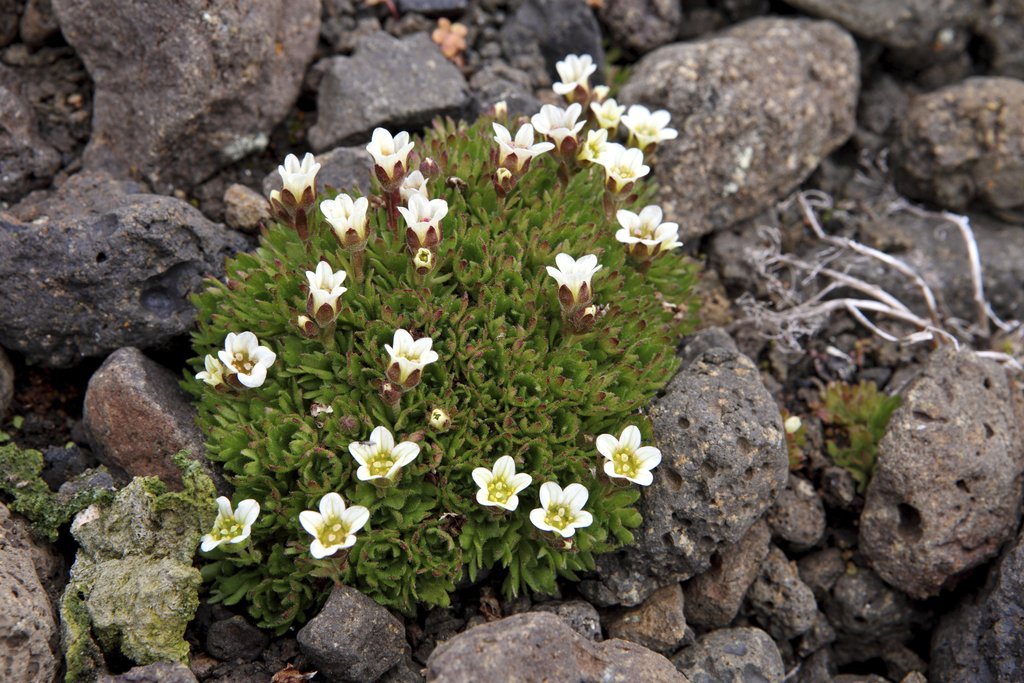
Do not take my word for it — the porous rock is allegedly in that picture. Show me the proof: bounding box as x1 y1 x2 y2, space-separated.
931 524 1024 683
859 346 1023 600
0 171 246 367
97 662 199 683
84 347 206 485
309 32 470 152
0 347 13 419
51 0 320 192
587 330 788 605
766 474 826 551
205 615 268 663
0 63 61 202
0 503 61 683
532 600 602 641
500 0 604 81
19 0 60 47
785 0 982 51
683 518 771 629
223 184 270 233
746 545 818 640
673 627 784 683
262 145 372 198
892 77 1024 212
619 17 858 239
425 612 685 683
0 0 19 47
468 62 542 119
605 583 689 655
598 0 682 55
973 0 1024 80
297 585 408 683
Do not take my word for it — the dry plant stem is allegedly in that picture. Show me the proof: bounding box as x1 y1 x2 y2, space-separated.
797 192 942 326
889 199 990 340
771 253 914 315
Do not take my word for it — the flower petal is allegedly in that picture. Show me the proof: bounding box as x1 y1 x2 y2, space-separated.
472 467 492 490
342 505 370 534
393 442 421 467
320 492 345 519
621 425 642 451
237 364 267 388
562 483 589 511
529 508 552 532
595 434 619 459
632 470 655 486
635 447 662 469
216 496 233 518
493 455 514 480
573 510 594 529
299 510 322 537
370 425 395 452
200 536 220 552
235 499 260 526
310 539 331 559
510 472 533 493
539 481 559 509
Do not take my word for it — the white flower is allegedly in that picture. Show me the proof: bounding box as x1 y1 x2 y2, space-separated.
385 328 439 386
217 331 276 389
305 261 347 323
400 170 430 203
200 497 260 552
321 194 370 248
529 482 593 538
591 98 625 131
366 128 415 184
472 456 533 511
398 194 448 250
596 143 650 193
615 205 683 259
592 85 610 102
195 354 225 387
492 123 554 173
784 416 803 434
545 253 602 311
299 492 370 559
348 426 421 482
530 103 585 153
552 54 597 99
596 425 662 486
620 105 678 151
576 128 609 165
273 152 320 203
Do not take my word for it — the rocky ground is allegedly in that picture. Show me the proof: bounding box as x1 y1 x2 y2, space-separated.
1 0 1023 682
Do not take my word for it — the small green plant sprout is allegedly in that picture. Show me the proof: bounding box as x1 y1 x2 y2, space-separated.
597 425 663 486
189 52 700 630
200 497 260 553
529 482 594 539
299 492 369 559
815 381 901 493
782 412 807 470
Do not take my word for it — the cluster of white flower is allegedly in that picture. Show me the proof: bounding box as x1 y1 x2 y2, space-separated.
198 52 681 558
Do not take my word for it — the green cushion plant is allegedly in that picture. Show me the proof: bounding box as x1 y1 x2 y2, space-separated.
189 57 699 631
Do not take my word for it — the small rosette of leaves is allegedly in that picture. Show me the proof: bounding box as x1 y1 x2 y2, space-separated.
816 380 901 493
189 115 699 631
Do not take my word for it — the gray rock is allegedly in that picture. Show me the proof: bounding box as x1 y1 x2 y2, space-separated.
931 525 1024 683
52 0 320 193
205 615 268 662
859 346 1023 600
425 612 685 683
0 0 20 47
0 64 61 202
797 548 846 602
619 17 858 239
765 474 826 551
0 171 246 367
588 331 788 606
974 0 1024 80
785 0 981 51
598 0 682 55
19 0 59 46
309 32 470 152
97 662 198 683
41 444 95 490
0 503 61 683
533 600 602 641
673 627 784 683
683 518 771 629
468 62 542 119
797 610 837 658
223 184 269 233
796 648 837 683
500 0 604 82
262 145 372 198
397 0 466 15
83 348 208 486
824 568 920 665
297 585 408 683
0 347 12 419
378 654 426 683
605 583 689 656
747 545 818 640
892 77 1024 212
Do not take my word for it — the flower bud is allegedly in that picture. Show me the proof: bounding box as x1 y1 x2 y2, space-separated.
413 247 435 275
420 156 440 179
784 416 803 434
378 381 402 406
297 315 318 338
428 408 451 431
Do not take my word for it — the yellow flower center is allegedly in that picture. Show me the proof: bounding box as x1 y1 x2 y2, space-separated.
368 449 397 478
487 477 513 504
318 518 350 547
232 351 254 373
612 448 640 478
544 503 573 530
210 516 243 541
